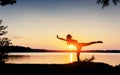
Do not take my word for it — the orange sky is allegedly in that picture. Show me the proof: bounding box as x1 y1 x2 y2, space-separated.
1 0 120 50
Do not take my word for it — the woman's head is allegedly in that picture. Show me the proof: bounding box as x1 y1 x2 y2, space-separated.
66 34 72 40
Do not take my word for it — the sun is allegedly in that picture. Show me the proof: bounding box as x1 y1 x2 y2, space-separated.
68 44 76 50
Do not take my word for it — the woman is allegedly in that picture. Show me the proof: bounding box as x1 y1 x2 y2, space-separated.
57 34 103 62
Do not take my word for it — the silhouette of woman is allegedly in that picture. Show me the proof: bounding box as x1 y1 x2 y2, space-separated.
57 34 103 62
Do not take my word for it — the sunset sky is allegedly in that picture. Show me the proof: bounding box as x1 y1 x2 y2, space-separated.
0 0 120 50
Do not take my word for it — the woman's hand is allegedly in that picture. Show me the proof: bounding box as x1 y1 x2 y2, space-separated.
56 35 59 39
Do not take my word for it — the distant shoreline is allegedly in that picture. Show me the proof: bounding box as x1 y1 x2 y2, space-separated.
1 46 120 53
8 50 120 53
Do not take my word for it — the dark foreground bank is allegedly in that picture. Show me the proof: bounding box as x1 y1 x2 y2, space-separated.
1 62 120 75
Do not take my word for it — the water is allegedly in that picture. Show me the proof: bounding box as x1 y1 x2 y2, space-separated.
6 52 120 66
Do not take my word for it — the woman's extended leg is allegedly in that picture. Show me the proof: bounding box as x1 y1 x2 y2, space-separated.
79 41 103 46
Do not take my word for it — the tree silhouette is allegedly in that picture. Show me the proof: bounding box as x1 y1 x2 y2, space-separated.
97 0 120 8
0 20 8 36
0 20 12 64
0 0 119 8
0 0 16 6
0 37 12 47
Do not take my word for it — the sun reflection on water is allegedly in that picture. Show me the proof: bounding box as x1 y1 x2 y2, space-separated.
70 53 73 63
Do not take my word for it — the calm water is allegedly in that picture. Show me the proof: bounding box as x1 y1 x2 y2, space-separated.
6 52 120 66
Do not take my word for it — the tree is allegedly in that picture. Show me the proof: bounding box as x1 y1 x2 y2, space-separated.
0 20 12 46
0 20 12 64
0 37 12 47
97 0 120 8
0 0 119 8
0 0 16 6
0 20 8 36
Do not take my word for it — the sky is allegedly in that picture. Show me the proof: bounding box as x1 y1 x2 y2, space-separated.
0 0 120 50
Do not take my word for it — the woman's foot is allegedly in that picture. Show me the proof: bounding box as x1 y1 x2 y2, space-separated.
97 41 103 43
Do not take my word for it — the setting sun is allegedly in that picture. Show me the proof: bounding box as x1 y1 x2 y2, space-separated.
68 44 76 50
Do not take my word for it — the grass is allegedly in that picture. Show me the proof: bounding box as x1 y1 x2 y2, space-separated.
80 55 95 62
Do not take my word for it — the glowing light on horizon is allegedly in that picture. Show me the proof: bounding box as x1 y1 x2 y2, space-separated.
68 44 76 50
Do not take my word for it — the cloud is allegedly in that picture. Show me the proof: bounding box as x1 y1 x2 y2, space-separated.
9 35 30 40
11 36 24 39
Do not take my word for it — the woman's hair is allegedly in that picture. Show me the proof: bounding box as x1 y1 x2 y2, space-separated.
66 34 72 39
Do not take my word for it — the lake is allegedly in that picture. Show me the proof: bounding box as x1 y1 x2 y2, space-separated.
6 52 120 66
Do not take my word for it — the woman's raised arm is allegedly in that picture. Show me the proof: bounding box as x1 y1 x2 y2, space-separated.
56 35 67 41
